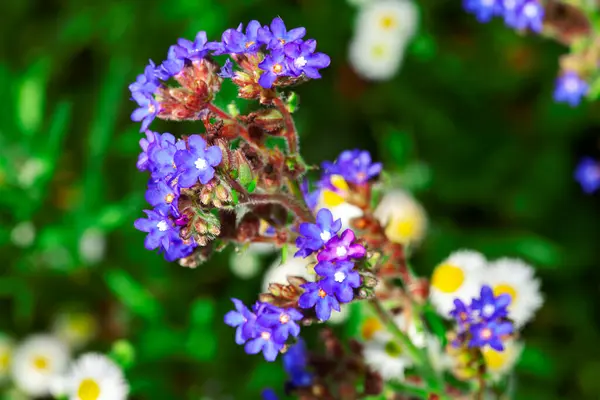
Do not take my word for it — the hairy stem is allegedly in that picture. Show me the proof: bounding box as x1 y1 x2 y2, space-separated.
273 96 298 154
207 103 261 151
241 193 315 223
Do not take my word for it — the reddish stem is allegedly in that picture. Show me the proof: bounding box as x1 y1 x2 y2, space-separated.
273 97 298 154
207 103 258 149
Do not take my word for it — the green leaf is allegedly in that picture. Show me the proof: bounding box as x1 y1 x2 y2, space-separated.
286 91 299 113
189 298 214 326
185 329 217 361
109 339 136 370
281 244 288 265
104 269 163 321
517 345 555 378
422 305 448 347
17 59 49 138
139 326 185 361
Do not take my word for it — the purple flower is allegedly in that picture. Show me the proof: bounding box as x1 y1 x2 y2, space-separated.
464 0 501 22
575 157 600 194
283 339 313 388
314 261 361 303
295 208 342 258
131 92 160 132
134 209 176 251
224 298 259 345
470 285 511 322
218 59 235 79
469 320 514 351
449 298 474 331
261 389 279 400
298 281 340 321
284 39 330 79
161 233 196 261
503 0 544 32
173 31 210 61
244 326 285 362
145 180 180 216
129 60 160 96
317 229 366 262
554 72 589 107
322 150 382 185
157 46 185 80
174 135 222 188
257 304 303 343
258 50 290 89
261 17 306 50
301 179 320 210
148 135 186 182
137 131 162 171
211 21 263 55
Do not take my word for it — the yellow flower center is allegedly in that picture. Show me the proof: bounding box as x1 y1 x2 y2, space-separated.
385 216 418 244
322 190 345 207
78 378 101 400
164 193 175 204
148 103 156 113
371 44 386 59
32 356 49 371
482 347 508 371
321 175 349 208
330 175 349 192
380 15 397 30
318 289 327 298
0 351 10 370
272 63 283 74
493 284 518 304
245 41 255 49
431 263 465 293
279 313 290 324
361 317 383 340
480 328 492 340
384 340 402 357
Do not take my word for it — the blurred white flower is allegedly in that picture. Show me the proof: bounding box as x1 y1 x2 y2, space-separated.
18 158 46 188
261 251 316 292
483 258 543 327
356 0 419 40
327 304 350 325
11 334 69 397
10 221 36 248
363 332 413 381
316 175 363 229
426 336 453 373
52 312 98 351
429 250 486 317
393 312 426 348
78 228 107 265
374 189 427 246
0 334 15 383
64 353 128 400
349 33 405 81
229 249 262 280
482 339 524 379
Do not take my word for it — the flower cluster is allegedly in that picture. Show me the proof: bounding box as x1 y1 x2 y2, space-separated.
554 71 590 107
128 18 330 134
450 285 514 351
261 339 313 399
464 0 544 32
134 133 223 261
224 299 303 362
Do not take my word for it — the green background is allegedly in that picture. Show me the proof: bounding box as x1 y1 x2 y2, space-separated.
1 0 599 399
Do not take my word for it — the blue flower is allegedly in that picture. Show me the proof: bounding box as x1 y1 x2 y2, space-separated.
161 233 196 261
145 180 180 216
134 209 176 251
257 304 303 343
322 150 382 185
173 31 210 61
470 285 511 321
284 39 330 79
137 130 162 172
258 50 290 89
314 261 361 303
298 280 340 321
131 92 160 132
157 46 186 80
317 229 366 263
469 320 514 351
554 72 589 107
244 326 285 362
224 298 259 345
173 135 223 187
147 135 186 182
211 21 264 55
503 0 544 32
295 208 342 258
261 17 306 50
218 59 235 79
464 0 500 22
129 60 160 96
283 339 313 388
261 389 279 400
301 179 320 210
575 157 600 194
449 298 473 331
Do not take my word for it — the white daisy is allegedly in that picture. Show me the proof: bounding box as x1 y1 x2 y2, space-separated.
11 334 70 397
52 312 98 350
483 258 543 327
64 353 128 400
261 251 316 292
429 250 486 317
363 332 413 381
315 175 364 230
0 334 15 383
373 190 428 247
349 32 406 81
481 340 524 379
355 0 420 40
393 313 427 348
425 336 453 373
229 249 262 280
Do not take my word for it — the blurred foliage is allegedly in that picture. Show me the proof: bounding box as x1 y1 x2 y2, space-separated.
1 0 599 399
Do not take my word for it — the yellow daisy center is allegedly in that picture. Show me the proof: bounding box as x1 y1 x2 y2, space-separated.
0 351 10 370
431 263 465 293
361 317 383 340
322 190 345 207
384 340 402 357
78 378 101 400
32 355 49 371
164 193 175 204
482 347 508 371
493 284 518 304
272 63 283 74
321 175 349 207
380 15 397 30
371 44 386 59
385 216 418 244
